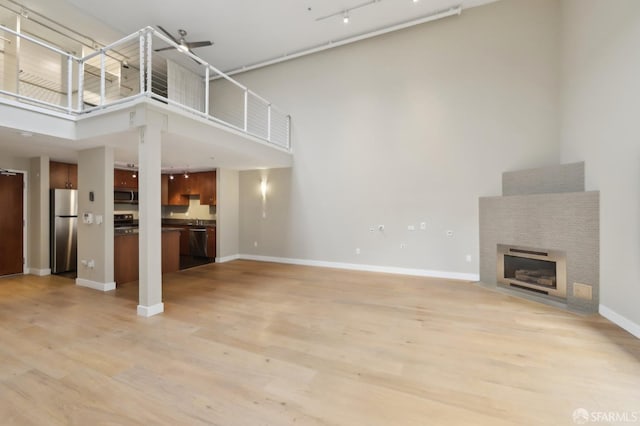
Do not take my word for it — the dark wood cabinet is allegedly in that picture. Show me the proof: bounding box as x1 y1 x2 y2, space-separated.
167 175 189 206
114 168 137 189
114 230 180 285
206 227 216 259
161 174 169 206
165 170 216 206
179 226 190 255
199 171 216 206
50 161 77 189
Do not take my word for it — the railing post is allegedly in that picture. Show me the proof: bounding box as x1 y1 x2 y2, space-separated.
146 31 152 95
66 55 73 113
99 49 106 106
77 59 84 111
243 89 248 132
204 66 210 116
267 104 272 142
139 32 145 95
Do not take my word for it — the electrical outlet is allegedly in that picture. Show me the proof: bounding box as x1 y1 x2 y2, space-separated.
400 243 407 249
446 230 454 237
407 225 415 231
355 248 361 255
465 254 472 262
420 222 427 230
253 241 258 247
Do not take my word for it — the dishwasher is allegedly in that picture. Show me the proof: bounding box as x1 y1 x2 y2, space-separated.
188 228 208 257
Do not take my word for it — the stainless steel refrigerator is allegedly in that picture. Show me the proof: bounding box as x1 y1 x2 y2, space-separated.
50 189 78 274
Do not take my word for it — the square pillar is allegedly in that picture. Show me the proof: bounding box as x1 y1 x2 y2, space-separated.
137 120 163 317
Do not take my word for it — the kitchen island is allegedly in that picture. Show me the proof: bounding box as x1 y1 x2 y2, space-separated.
114 228 181 285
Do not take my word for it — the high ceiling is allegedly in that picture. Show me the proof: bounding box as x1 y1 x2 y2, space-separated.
27 0 498 73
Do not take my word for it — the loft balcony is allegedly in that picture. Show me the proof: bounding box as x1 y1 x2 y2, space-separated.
0 25 292 169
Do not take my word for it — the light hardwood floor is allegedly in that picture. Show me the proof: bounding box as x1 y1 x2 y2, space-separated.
0 260 639 425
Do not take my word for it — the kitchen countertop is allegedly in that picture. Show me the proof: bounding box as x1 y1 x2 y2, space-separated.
161 218 216 227
115 227 182 236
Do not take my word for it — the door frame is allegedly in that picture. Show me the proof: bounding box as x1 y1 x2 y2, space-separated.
1 168 28 275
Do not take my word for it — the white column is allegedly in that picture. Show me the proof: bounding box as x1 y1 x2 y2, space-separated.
137 118 164 317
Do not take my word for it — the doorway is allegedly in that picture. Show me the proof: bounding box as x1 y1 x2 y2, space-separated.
0 171 24 276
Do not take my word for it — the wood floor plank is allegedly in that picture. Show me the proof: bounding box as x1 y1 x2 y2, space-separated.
0 261 639 425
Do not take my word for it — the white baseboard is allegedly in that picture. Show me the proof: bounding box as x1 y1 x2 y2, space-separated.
75 278 116 292
599 305 640 339
216 254 241 263
137 303 164 317
29 268 51 276
238 254 479 282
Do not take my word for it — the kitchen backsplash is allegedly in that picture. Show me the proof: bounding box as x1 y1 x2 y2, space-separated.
115 196 216 220
161 195 216 220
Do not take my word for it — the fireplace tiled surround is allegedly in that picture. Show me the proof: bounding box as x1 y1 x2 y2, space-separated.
479 162 600 313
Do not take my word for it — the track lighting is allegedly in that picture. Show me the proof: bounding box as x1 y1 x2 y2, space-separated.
343 12 350 24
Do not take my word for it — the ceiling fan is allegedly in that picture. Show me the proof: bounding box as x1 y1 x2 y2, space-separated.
155 26 213 54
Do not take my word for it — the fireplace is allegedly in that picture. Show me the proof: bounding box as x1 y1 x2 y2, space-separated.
497 244 567 298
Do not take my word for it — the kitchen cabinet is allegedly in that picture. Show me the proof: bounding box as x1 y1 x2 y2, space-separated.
114 230 180 285
178 226 190 255
167 175 189 206
161 174 169 205
206 227 216 259
199 171 216 206
165 170 216 206
114 168 137 189
50 161 77 189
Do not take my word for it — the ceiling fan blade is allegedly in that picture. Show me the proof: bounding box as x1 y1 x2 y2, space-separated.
186 41 213 49
156 25 179 44
154 46 177 52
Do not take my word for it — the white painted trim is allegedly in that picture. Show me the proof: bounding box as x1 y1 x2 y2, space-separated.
216 254 241 263
75 278 116 292
137 303 164 317
29 268 51 276
239 254 479 282
599 305 640 339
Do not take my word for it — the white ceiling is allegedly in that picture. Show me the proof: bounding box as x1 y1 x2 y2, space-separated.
32 0 498 73
2 0 500 170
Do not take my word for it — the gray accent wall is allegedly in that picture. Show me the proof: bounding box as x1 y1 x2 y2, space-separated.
503 162 585 196
479 191 600 313
560 0 640 327
233 0 562 274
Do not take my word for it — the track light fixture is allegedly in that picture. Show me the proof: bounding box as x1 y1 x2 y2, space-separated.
316 0 382 24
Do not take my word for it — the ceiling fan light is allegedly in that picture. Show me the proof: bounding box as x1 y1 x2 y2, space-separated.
177 44 189 53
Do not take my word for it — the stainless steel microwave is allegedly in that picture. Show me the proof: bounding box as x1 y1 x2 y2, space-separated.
114 189 138 204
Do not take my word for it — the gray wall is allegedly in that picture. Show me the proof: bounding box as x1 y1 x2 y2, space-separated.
77 146 114 285
27 157 50 272
560 0 640 326
216 169 240 259
235 0 561 275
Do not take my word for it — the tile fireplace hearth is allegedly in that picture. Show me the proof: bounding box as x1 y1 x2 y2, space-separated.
479 162 599 313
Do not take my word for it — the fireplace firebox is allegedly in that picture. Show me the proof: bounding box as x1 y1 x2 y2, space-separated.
497 244 566 298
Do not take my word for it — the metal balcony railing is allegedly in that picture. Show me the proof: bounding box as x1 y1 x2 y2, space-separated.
0 25 291 150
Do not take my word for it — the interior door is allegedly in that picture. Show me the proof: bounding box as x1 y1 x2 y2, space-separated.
0 172 24 276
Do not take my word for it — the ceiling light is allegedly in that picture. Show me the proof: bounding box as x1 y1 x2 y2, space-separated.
184 171 189 179
169 174 174 180
413 0 419 2
177 44 189 53
343 12 350 24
